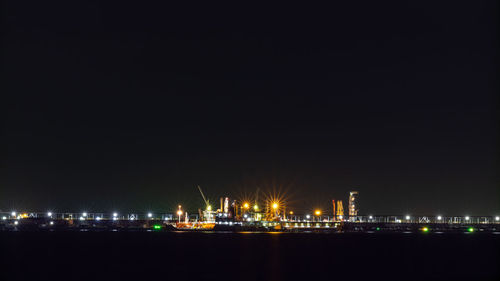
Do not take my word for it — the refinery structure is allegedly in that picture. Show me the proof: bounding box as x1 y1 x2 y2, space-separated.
1 187 499 233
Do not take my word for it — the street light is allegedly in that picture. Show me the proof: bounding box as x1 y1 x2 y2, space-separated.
495 216 499 221
405 215 410 220
437 215 442 220
177 205 183 223
147 213 153 218
465 216 470 221
47 212 53 217
243 202 249 209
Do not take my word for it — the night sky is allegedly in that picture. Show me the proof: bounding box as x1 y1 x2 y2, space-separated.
2 2 498 215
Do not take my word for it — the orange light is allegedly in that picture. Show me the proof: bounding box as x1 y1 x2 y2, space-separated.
243 202 249 209
289 211 294 215
272 202 279 210
315 210 321 216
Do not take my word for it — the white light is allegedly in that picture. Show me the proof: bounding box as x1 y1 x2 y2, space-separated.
2 216 6 220
437 215 442 220
96 217 101 221
147 213 152 218
49 221 54 225
405 215 410 220
82 212 87 217
130 217 135 221
79 216 85 221
47 212 53 217
113 213 118 217
338 215 343 219
306 215 310 219
369 215 373 219
14 221 18 225
495 216 499 221
465 216 470 220
11 212 16 217
243 214 247 218
113 217 117 221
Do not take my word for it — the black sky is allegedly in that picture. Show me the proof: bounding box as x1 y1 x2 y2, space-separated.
2 1 499 215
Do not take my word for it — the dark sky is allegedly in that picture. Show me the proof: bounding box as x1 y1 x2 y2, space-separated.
2 1 498 215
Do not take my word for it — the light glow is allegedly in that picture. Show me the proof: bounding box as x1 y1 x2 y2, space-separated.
465 216 470 220
437 215 442 220
47 212 53 217
315 210 321 216
82 212 87 217
147 213 152 218
495 216 499 221
243 202 249 209
405 215 410 220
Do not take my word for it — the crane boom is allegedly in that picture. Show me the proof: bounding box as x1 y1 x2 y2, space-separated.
197 185 209 206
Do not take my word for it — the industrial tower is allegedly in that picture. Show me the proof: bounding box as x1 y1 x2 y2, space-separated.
348 191 359 218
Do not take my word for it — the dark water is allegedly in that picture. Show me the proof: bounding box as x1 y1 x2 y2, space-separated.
1 231 499 281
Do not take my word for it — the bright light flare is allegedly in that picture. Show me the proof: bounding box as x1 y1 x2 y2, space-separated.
315 210 321 216
422 227 429 232
495 216 499 221
147 213 152 218
405 215 410 220
437 215 442 220
243 202 249 209
465 216 470 220
47 212 53 217
272 202 279 210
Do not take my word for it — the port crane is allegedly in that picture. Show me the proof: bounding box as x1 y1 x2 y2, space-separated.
197 185 215 222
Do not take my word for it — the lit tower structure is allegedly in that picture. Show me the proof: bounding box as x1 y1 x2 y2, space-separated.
336 200 344 221
348 191 359 220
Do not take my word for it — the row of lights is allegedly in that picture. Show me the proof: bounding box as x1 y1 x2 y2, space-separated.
367 215 500 221
4 211 500 222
